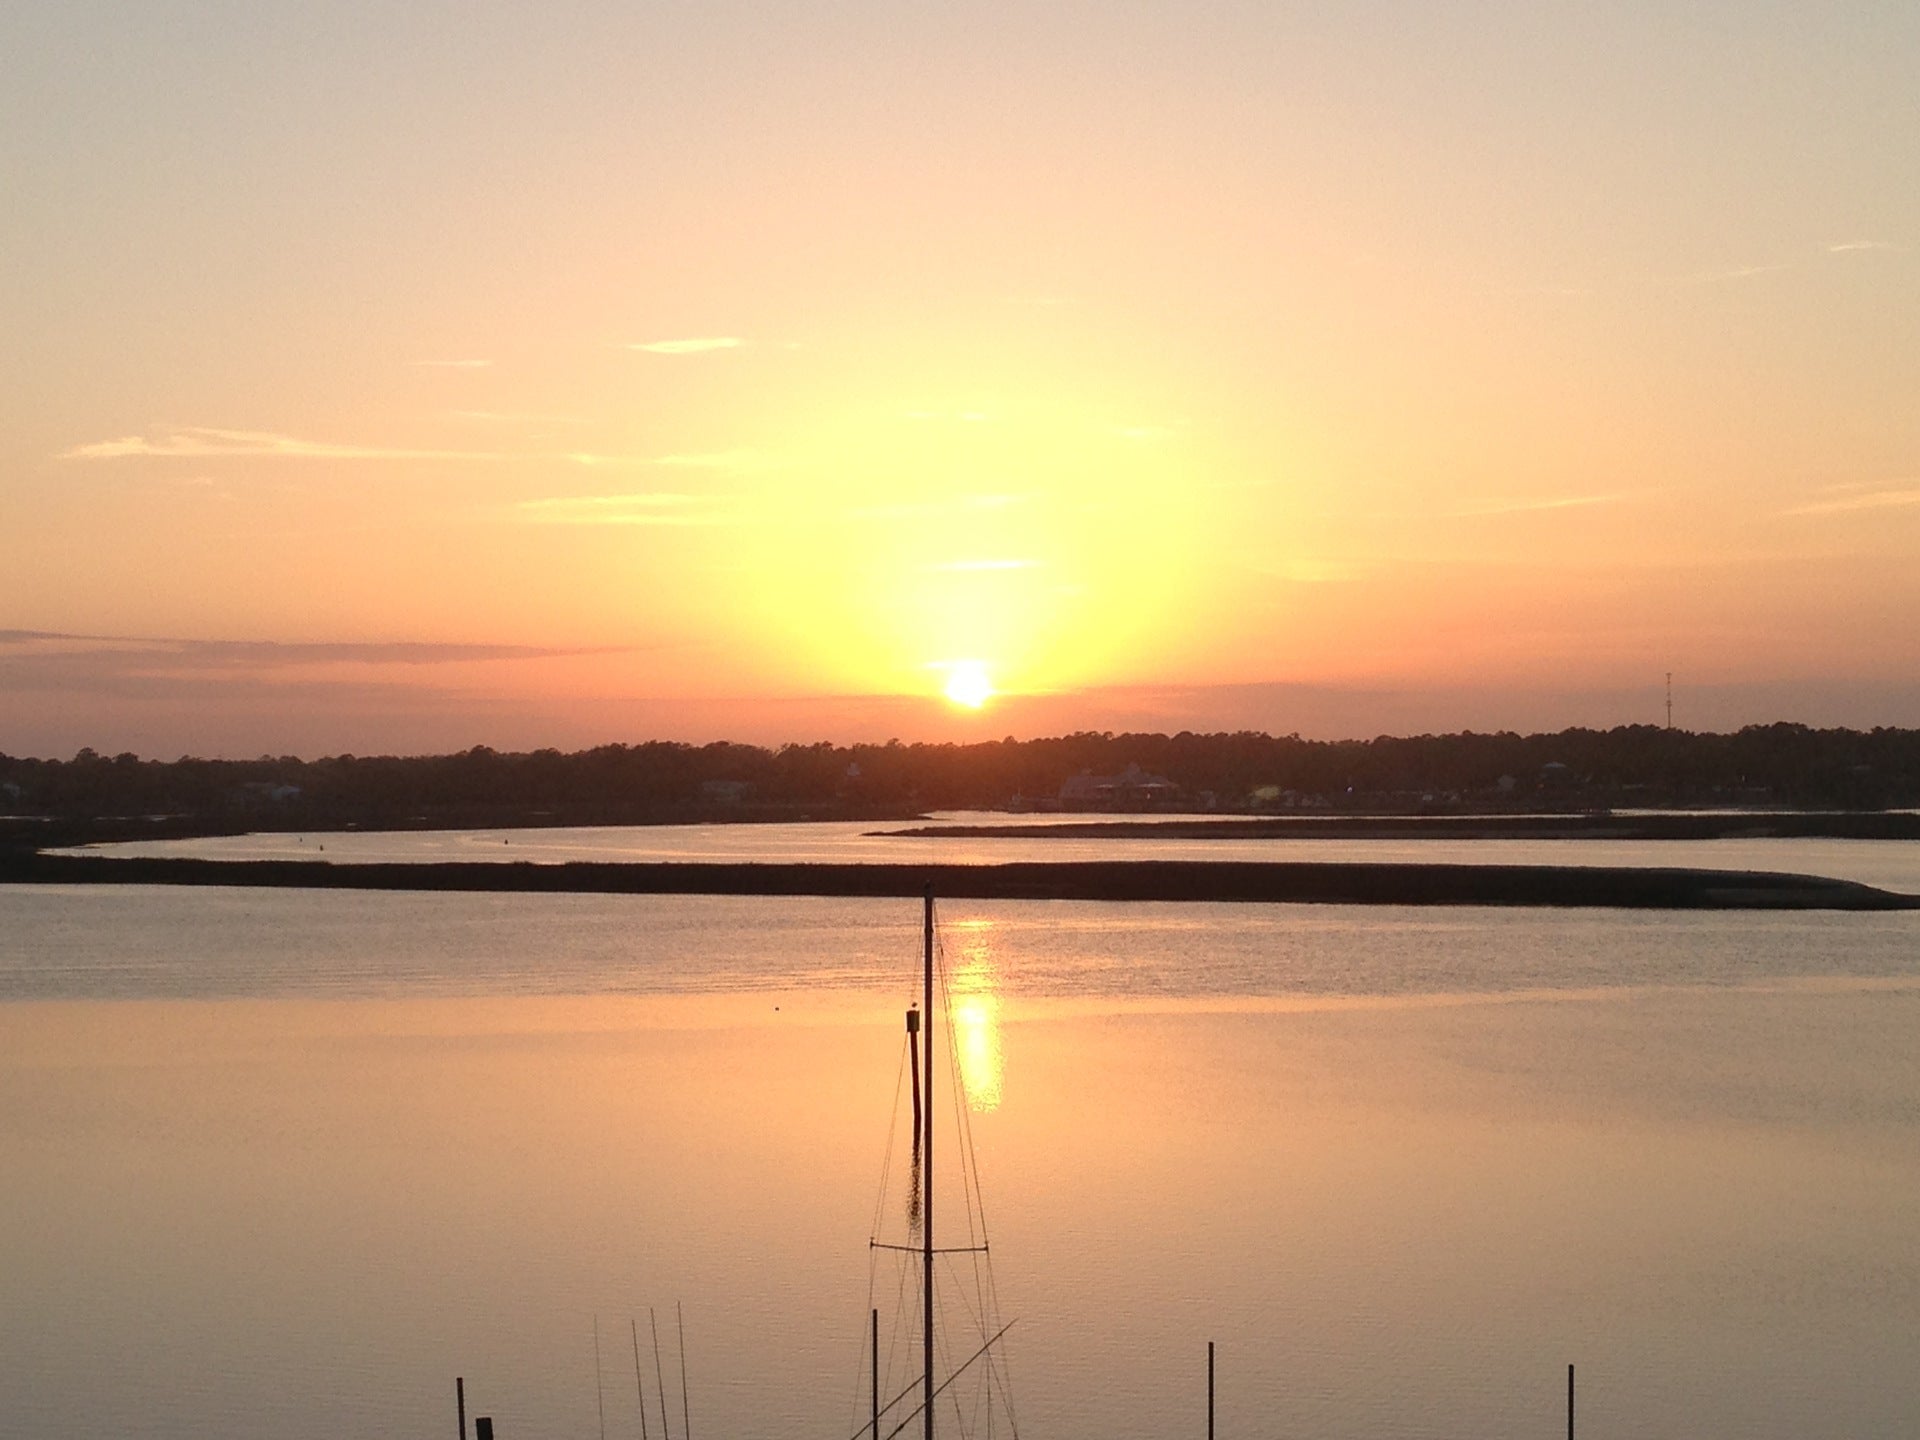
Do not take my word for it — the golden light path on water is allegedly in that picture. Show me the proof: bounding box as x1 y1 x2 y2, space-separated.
946 918 1005 1113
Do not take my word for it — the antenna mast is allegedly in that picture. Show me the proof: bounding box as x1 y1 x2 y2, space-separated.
1665 672 1673 730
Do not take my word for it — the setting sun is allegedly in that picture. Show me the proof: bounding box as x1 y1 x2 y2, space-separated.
943 660 994 709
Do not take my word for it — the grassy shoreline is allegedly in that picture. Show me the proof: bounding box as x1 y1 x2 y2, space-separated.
5 853 1915 910
882 812 1920 841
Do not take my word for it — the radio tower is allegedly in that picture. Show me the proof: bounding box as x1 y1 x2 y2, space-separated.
1665 672 1673 730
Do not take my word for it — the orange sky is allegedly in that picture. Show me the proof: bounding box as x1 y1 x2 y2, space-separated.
4 2 1917 756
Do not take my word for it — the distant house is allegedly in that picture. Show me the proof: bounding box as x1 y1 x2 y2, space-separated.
1058 763 1178 811
1249 785 1321 810
700 779 753 805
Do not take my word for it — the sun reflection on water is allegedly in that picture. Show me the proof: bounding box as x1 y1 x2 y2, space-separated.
947 920 1005 1112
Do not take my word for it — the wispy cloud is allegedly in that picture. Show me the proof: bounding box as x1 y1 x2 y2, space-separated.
182 639 587 667
413 358 492 369
563 447 785 471
3 633 587 668
1782 483 1920 516
63 427 676 469
1499 282 1595 298
449 410 583 425
1684 262 1792 284
60 427 508 462
514 493 753 526
625 337 745 355
0 632 616 715
565 452 650 468
653 448 787 473
846 492 1035 521
1826 240 1905 254
7 633 647 671
1456 492 1629 517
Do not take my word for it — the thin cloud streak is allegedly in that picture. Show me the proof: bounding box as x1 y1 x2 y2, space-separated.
1783 484 1920 516
0 635 633 742
625 337 745 355
652 448 787 472
514 493 752 526
62 427 512 462
450 410 584 425
1455 492 1630 517
1826 240 1905 254
568 449 781 470
1683 262 1792 284
846 492 1036 521
0 630 596 670
62 427 680 468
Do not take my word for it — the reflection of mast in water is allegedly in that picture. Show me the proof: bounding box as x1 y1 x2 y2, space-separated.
906 1005 923 1232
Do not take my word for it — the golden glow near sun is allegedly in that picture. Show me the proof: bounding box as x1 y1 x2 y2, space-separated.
943 660 994 708
726 390 1214 705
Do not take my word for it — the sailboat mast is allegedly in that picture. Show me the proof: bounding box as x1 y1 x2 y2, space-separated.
922 882 935 1440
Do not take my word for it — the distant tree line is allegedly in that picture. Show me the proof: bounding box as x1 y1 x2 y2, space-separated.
4 723 1919 836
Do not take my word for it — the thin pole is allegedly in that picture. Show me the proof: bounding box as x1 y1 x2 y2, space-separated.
1208 1342 1215 1440
631 1319 651 1440
650 1307 673 1440
871 1307 882 1440
457 1376 467 1440
922 883 935 1440
595 1316 607 1440
1568 1362 1575 1440
677 1302 692 1440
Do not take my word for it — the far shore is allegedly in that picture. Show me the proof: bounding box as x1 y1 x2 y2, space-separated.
880 811 1920 842
5 853 1915 911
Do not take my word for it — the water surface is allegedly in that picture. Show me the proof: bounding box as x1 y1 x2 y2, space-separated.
3 883 1917 1439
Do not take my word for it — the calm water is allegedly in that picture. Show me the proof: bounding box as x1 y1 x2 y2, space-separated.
6 829 1920 1438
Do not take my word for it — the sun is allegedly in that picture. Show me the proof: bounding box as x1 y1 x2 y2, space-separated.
943 660 994 709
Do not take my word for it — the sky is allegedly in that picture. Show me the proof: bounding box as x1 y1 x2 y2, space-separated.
4 0 1918 758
